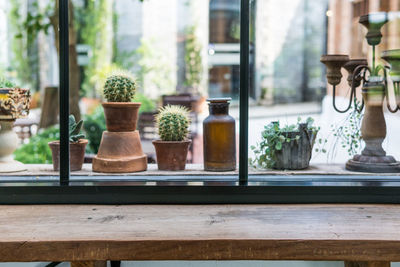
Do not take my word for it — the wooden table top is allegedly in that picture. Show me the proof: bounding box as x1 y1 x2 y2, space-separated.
0 204 400 262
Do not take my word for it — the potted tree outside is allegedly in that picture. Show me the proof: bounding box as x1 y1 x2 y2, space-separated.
251 118 319 170
153 105 191 171
48 115 88 171
92 71 147 173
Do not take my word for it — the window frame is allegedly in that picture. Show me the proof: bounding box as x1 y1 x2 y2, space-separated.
2 0 400 204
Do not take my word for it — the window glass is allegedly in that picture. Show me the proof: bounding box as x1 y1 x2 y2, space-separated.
0 0 59 178
248 0 400 175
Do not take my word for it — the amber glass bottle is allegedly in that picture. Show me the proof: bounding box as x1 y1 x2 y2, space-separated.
203 98 236 171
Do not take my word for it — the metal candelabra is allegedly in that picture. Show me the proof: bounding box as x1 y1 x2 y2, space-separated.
321 12 400 173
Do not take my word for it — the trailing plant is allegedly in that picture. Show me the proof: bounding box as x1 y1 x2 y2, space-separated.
155 105 191 141
330 100 363 158
14 126 59 164
103 71 137 102
251 117 323 169
69 115 85 143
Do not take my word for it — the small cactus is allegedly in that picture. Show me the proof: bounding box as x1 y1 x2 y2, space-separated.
155 105 191 141
103 71 136 102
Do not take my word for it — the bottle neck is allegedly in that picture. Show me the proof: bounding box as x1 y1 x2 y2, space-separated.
209 103 230 115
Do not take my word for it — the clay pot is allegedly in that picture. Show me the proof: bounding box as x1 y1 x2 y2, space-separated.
152 140 191 171
48 139 88 171
102 102 141 132
92 131 147 173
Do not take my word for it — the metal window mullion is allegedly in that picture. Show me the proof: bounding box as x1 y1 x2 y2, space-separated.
239 0 250 185
59 0 70 186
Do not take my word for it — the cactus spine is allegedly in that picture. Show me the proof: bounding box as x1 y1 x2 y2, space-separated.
103 71 136 102
156 105 191 141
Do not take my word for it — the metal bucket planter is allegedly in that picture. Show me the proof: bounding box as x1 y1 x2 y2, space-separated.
273 123 317 170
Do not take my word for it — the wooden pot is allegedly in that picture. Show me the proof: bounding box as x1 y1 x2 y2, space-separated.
152 140 191 171
48 140 88 171
273 124 316 170
102 102 141 132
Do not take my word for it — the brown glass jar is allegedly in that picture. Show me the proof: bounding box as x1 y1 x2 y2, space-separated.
203 98 236 171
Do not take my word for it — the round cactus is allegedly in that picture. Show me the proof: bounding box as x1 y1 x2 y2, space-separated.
103 71 136 102
155 105 191 141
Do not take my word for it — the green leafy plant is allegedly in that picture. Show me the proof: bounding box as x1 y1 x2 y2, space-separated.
103 71 137 102
155 105 191 141
251 117 322 169
331 100 363 157
14 126 59 164
83 106 106 154
69 115 85 143
0 78 16 88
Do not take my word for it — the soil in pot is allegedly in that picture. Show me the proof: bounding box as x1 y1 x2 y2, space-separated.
102 102 140 132
48 139 88 171
152 140 191 171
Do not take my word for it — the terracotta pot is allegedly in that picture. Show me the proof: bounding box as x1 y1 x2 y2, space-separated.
152 140 191 171
92 131 147 173
48 139 88 171
102 102 141 132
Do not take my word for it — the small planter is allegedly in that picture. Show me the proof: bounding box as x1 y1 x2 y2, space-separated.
273 124 316 170
49 139 88 171
152 140 191 171
102 102 141 132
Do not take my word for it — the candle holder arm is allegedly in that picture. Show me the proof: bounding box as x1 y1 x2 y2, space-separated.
383 67 400 113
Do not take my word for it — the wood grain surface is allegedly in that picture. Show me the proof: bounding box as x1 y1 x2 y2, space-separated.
71 261 107 267
0 205 399 262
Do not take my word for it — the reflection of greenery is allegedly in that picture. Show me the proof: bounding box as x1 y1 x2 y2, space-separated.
14 127 59 164
84 107 106 154
135 93 156 113
9 0 41 90
134 39 174 95
0 77 16 88
184 26 203 92
78 0 113 97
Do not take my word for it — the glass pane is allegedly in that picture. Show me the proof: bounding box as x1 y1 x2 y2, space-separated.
0 0 59 179
65 0 240 179
248 0 400 175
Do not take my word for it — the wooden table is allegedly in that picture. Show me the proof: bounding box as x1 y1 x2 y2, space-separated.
0 205 398 267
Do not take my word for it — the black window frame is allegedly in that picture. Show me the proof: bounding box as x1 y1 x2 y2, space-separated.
1 0 400 204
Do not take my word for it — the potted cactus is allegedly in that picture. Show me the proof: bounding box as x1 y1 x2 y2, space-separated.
48 115 88 171
102 71 139 131
92 70 147 173
153 105 192 171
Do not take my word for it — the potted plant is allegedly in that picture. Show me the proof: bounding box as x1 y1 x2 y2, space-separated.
153 105 191 171
92 71 147 173
251 118 319 170
48 115 88 171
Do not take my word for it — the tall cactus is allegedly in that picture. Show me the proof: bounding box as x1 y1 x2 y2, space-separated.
103 71 137 102
155 105 191 141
